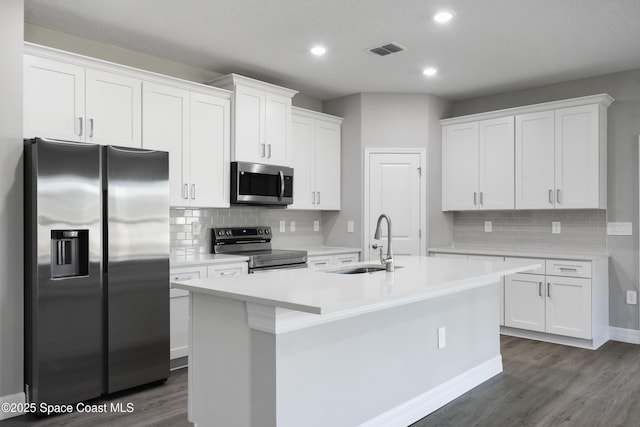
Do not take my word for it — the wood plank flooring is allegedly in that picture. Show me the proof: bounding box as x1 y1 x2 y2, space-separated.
3 335 640 426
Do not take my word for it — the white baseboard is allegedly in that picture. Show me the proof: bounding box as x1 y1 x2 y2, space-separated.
361 355 503 427
609 327 640 344
0 392 26 421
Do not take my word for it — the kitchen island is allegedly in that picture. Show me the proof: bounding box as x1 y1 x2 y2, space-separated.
172 256 539 427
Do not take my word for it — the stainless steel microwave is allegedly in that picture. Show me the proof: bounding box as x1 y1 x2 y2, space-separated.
231 161 294 206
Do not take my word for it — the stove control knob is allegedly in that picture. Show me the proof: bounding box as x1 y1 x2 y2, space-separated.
226 230 232 236
265 229 270 234
218 231 224 236
258 230 263 234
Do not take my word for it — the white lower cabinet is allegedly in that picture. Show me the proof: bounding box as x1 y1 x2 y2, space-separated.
308 252 360 270
504 258 594 340
170 261 248 362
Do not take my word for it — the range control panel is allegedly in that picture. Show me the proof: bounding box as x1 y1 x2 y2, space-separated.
211 226 272 244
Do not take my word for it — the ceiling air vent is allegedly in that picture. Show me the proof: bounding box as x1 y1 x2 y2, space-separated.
368 42 406 56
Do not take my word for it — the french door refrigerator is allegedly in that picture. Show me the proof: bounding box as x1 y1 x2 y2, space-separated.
24 137 170 407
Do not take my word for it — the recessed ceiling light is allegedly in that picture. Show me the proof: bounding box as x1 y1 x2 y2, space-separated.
310 46 327 56
434 10 455 23
423 67 438 77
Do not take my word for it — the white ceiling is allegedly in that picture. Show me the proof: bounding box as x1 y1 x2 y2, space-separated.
24 0 640 101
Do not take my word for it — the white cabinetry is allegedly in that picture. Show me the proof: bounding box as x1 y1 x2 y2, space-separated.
170 261 248 362
209 74 298 166
290 108 343 210
307 251 361 270
442 116 514 211
142 82 230 208
24 52 142 147
442 94 613 211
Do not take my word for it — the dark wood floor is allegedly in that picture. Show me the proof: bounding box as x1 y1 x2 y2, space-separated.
3 336 640 426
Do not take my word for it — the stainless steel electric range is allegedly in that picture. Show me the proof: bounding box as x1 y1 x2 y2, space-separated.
211 226 307 273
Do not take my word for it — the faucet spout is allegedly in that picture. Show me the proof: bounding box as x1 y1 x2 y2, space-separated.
374 214 394 272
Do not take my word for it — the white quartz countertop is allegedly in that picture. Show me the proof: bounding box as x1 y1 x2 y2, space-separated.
305 246 361 256
170 249 248 267
428 246 608 261
173 256 540 315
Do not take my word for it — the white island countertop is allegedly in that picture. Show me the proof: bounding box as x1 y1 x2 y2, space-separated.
173 256 540 315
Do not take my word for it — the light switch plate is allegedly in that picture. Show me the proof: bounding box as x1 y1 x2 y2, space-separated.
313 220 320 232
279 220 285 233
484 221 492 233
607 222 633 236
627 290 637 305
347 220 354 233
290 221 296 232
552 221 561 234
437 327 446 349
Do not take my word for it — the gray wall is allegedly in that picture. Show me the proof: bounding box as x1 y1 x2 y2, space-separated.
0 0 24 405
451 69 640 330
323 93 452 252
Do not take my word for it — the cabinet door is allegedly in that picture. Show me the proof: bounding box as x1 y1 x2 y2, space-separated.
442 122 479 210
554 105 600 208
290 114 315 209
234 85 265 162
515 111 555 209
504 273 546 332
24 55 85 142
545 276 592 339
265 92 292 165
314 120 341 210
478 117 514 210
85 69 142 148
170 266 207 360
190 93 230 208
142 82 189 206
334 253 359 266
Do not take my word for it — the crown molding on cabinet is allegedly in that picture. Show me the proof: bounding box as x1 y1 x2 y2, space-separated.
292 106 343 124
208 73 298 98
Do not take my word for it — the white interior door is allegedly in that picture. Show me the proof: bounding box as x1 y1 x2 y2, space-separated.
364 150 425 261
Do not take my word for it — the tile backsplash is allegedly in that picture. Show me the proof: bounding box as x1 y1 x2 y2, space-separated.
453 210 607 253
170 206 324 252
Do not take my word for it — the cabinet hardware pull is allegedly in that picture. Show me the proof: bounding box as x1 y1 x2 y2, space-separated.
317 191 321 204
539 282 542 297
89 118 94 138
559 267 578 272
260 143 266 158
267 144 272 158
312 191 316 204
191 184 196 199
548 189 553 204
174 275 194 281
183 184 189 199
547 282 551 298
480 192 484 206
219 271 237 277
556 189 561 204
78 117 83 136
473 192 477 206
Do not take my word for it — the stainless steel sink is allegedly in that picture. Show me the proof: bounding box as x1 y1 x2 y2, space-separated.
329 264 402 274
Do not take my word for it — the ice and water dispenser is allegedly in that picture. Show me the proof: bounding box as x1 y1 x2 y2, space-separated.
50 230 89 278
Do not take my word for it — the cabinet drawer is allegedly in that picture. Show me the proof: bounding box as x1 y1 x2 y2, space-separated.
308 255 333 270
207 263 248 278
170 266 207 297
333 253 359 265
505 257 545 275
545 259 591 278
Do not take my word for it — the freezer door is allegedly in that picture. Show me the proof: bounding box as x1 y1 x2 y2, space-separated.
104 145 169 393
24 138 103 406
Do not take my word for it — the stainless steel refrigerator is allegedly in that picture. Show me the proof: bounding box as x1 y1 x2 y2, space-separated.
24 137 169 407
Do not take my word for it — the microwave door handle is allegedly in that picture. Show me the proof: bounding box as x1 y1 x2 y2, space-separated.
278 170 285 201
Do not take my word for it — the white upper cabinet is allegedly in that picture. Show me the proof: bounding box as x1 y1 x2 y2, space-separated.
142 82 231 208
208 74 298 166
442 94 613 211
442 116 514 211
289 108 342 210
24 51 142 147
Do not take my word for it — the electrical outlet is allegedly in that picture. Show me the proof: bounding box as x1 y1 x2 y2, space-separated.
313 220 320 232
437 327 446 349
484 221 492 233
279 220 285 233
347 220 354 233
552 221 561 234
627 290 637 305
290 221 296 232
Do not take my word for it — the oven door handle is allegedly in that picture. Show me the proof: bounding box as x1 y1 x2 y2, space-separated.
278 170 285 201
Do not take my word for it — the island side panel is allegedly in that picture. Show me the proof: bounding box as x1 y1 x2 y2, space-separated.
258 283 502 427
189 293 253 427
